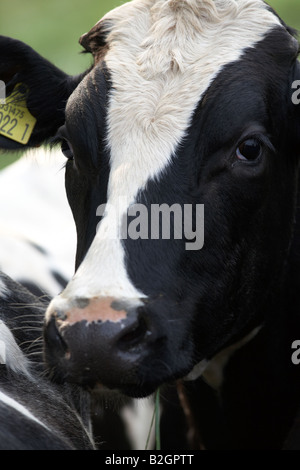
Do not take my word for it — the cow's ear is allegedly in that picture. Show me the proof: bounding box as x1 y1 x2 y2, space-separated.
79 20 110 63
0 36 82 151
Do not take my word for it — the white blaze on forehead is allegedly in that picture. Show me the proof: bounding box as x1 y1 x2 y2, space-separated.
61 0 281 301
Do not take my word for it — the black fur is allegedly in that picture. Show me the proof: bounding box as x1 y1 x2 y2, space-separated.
0 36 85 150
0 272 94 450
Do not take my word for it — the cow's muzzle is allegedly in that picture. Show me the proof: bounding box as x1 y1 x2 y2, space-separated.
43 296 164 397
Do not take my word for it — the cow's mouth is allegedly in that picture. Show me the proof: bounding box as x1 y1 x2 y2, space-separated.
47 351 190 400
90 381 160 400
43 316 193 399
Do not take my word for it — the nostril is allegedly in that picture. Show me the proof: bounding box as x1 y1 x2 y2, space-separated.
44 317 69 359
117 315 150 350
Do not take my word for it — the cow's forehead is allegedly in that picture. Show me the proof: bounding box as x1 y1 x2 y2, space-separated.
98 0 282 201
62 0 287 301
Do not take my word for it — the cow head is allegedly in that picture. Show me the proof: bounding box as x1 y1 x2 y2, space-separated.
1 0 300 399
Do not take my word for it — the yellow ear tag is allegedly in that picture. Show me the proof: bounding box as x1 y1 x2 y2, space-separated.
0 83 37 145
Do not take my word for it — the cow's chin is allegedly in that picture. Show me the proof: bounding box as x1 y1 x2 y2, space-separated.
90 384 134 407
86 363 196 400
91 382 159 400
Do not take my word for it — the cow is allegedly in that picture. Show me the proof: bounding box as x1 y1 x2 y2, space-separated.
0 271 94 449
0 149 76 298
0 149 156 450
1 0 300 449
0 148 156 449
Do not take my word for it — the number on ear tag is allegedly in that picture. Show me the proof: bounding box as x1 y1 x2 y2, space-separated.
0 83 37 144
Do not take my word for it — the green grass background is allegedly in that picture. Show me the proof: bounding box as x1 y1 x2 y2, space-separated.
0 0 299 168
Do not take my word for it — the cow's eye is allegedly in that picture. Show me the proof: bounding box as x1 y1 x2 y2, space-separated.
61 140 74 160
236 138 262 161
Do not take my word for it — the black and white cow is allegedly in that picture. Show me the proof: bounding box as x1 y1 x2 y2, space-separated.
0 272 94 450
0 150 76 298
1 0 300 449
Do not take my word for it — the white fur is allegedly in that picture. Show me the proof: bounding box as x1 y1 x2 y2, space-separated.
0 149 76 296
0 278 9 299
0 320 31 377
121 397 155 450
0 390 49 430
50 0 281 305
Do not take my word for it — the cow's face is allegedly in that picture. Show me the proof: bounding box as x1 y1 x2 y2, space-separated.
43 0 300 397
1 0 300 398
